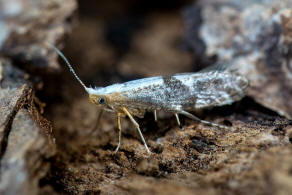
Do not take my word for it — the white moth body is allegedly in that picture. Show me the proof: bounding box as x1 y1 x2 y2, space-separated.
48 43 248 154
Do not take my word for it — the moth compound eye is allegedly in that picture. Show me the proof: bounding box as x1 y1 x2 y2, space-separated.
98 97 106 105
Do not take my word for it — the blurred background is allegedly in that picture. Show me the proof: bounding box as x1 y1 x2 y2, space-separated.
1 0 292 194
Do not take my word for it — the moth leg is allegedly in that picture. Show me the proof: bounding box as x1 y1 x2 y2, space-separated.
114 113 122 153
179 110 228 129
154 110 157 121
122 107 151 154
175 113 183 130
89 109 103 135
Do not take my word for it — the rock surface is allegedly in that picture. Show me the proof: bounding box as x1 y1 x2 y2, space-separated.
0 60 55 195
0 0 76 194
1 0 292 195
0 0 77 71
40 1 292 194
183 0 292 119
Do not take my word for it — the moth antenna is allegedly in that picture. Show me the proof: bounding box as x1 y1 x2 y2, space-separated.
47 42 88 91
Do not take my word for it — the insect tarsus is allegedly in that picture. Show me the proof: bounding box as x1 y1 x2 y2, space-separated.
47 42 247 154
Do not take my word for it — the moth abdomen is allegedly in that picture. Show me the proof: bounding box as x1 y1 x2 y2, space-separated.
49 42 249 154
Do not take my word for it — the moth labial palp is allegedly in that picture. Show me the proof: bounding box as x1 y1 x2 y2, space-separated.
47 42 249 154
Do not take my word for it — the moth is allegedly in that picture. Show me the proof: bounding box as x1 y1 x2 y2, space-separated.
48 43 248 154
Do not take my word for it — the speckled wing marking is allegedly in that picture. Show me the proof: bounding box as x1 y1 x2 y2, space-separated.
184 71 248 109
118 71 248 111
50 41 250 154
50 42 249 154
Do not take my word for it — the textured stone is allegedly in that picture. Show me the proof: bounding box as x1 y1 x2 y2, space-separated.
0 60 55 195
184 0 292 119
0 0 77 70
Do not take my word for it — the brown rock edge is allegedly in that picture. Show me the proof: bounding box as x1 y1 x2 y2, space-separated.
0 60 55 194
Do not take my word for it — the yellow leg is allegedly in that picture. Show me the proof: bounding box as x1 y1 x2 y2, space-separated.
175 113 184 130
175 113 180 126
115 113 122 152
154 110 157 121
179 110 229 129
122 107 151 154
89 109 103 135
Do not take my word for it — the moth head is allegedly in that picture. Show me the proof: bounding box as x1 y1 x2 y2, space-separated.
47 43 114 112
88 94 107 107
87 88 115 112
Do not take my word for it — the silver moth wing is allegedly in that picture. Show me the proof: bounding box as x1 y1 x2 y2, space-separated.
115 71 248 112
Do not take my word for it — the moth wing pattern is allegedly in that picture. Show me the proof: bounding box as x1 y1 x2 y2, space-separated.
49 41 249 153
197 63 230 73
185 72 248 109
120 71 248 112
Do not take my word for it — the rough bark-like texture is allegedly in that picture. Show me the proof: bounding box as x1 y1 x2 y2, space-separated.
183 0 292 119
0 60 55 195
42 91 292 194
1 0 292 195
0 0 76 194
37 1 292 195
0 0 77 71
